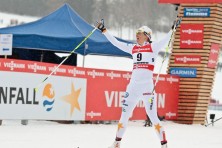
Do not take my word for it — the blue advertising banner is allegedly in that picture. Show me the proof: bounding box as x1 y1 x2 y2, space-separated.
184 8 210 17
170 68 197 78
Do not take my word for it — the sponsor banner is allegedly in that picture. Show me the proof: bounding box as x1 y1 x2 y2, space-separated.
0 59 179 120
86 74 179 120
85 76 129 120
153 75 179 120
180 24 204 49
158 0 222 3
170 67 197 78
208 43 220 68
0 34 13 55
174 55 201 64
184 8 210 17
0 71 87 120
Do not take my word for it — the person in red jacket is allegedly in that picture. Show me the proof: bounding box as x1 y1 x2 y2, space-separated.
97 20 174 148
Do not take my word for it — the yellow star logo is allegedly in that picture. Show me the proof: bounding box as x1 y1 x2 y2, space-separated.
61 83 81 116
117 123 124 131
155 123 162 133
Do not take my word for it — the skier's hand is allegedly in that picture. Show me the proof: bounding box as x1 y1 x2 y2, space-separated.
171 21 176 30
96 19 106 33
172 17 182 31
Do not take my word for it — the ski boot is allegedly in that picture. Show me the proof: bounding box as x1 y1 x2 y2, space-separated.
161 141 168 148
108 141 121 148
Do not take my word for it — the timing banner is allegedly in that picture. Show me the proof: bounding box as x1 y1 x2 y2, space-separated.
184 8 210 17
0 59 179 120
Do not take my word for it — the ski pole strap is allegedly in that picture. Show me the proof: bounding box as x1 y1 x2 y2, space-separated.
173 17 182 31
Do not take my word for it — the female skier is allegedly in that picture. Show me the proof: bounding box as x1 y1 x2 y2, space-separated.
97 20 175 148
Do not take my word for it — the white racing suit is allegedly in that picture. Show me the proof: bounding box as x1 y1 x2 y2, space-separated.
104 30 172 143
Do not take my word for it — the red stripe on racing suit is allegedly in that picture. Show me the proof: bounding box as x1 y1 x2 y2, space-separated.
133 64 154 71
132 44 153 54
132 44 154 71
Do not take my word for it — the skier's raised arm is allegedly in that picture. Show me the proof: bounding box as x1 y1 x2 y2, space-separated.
152 18 182 55
96 20 134 55
151 29 173 55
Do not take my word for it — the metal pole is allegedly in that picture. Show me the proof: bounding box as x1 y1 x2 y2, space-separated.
82 40 88 68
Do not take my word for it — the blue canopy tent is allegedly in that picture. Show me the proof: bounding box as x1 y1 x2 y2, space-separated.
0 3 132 60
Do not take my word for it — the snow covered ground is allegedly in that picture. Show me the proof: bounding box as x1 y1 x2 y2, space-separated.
212 72 222 103
0 110 221 148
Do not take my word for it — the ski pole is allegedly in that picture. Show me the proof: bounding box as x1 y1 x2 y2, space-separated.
205 116 222 127
34 27 98 92
151 17 182 94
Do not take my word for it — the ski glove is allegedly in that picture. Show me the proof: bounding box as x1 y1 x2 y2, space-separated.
96 19 106 33
171 17 182 30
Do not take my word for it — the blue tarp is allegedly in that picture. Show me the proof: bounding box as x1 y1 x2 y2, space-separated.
0 3 131 58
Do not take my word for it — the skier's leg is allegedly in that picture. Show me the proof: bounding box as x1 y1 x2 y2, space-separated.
109 91 138 148
116 95 138 138
143 93 167 146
